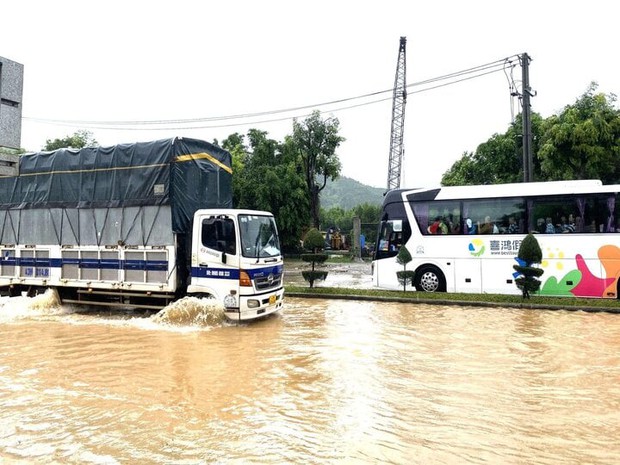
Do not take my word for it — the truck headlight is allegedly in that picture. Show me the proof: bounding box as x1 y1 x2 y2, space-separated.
247 299 260 308
223 294 237 308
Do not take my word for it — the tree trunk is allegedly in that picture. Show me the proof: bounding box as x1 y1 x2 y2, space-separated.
311 186 321 229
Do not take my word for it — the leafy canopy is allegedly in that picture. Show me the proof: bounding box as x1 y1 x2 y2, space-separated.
292 110 344 229
222 130 310 252
538 82 620 182
441 82 620 185
43 130 98 151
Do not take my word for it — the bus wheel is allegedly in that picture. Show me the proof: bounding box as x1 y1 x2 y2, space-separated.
415 266 446 292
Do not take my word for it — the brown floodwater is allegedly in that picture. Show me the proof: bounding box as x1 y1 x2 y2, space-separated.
0 290 619 464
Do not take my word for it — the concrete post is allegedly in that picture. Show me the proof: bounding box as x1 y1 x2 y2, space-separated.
352 216 362 261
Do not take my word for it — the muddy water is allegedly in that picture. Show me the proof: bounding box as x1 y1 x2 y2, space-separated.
0 291 619 464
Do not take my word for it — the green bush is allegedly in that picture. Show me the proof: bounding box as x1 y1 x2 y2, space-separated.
396 245 413 292
301 270 329 287
301 253 329 264
304 228 325 252
396 270 416 288
302 228 329 288
513 233 544 299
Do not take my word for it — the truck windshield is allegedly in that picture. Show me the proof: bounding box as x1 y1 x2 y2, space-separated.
239 214 281 259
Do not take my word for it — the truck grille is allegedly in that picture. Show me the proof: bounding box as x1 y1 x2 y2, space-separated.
255 271 282 290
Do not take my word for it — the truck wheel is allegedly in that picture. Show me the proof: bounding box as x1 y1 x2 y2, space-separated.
415 265 446 292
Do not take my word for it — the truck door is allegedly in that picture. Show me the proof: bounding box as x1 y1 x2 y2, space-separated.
196 215 239 272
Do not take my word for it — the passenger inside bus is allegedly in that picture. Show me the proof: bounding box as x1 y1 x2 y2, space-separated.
587 220 599 233
534 218 545 233
566 214 576 232
465 218 476 234
445 213 460 234
478 216 498 234
545 217 556 234
558 215 576 233
507 216 519 233
428 217 448 234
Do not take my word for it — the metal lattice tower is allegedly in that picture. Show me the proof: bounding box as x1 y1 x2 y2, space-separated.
386 36 407 190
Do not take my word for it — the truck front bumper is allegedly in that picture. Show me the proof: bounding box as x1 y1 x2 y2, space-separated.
225 287 284 321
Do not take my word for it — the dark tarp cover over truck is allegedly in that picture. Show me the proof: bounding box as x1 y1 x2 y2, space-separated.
0 137 232 246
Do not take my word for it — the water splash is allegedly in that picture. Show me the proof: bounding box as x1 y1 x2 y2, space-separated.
152 296 225 327
0 289 73 322
27 288 61 310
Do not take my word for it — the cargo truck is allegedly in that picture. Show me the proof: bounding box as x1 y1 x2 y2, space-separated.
0 137 284 321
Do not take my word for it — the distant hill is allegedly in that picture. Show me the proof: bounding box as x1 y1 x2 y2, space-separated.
321 176 385 210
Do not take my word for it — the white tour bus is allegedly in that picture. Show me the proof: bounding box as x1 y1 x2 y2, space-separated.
372 180 620 299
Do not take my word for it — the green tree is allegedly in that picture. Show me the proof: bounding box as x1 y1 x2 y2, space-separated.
538 82 620 182
513 233 544 298
292 110 344 229
43 130 98 151
301 228 329 287
321 206 350 232
442 113 544 186
221 129 310 252
320 202 381 251
221 132 249 208
353 203 381 248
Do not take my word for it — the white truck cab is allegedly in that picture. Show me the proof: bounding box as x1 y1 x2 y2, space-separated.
188 209 284 321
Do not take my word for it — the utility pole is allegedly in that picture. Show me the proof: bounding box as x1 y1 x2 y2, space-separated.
521 53 534 182
386 37 407 190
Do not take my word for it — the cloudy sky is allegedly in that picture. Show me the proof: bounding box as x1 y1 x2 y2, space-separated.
1 0 618 188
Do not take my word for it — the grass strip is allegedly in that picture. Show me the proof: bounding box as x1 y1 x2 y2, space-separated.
284 285 620 313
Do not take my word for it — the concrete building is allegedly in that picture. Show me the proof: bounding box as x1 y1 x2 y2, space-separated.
0 56 24 149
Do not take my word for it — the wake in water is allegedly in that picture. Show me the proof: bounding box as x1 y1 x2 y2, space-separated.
152 296 225 327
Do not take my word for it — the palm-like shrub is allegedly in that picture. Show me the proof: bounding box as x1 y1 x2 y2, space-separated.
301 228 329 287
513 233 544 298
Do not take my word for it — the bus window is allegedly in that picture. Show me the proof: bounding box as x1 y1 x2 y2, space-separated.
582 194 616 233
531 195 576 233
463 198 525 234
530 194 617 234
413 201 461 235
375 219 411 259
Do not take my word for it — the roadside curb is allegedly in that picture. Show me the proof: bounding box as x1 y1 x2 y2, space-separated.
285 292 620 314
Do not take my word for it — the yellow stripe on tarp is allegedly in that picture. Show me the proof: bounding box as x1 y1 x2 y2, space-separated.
175 152 233 174
18 163 169 177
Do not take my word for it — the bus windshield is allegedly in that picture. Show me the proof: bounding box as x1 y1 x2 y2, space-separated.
239 214 281 259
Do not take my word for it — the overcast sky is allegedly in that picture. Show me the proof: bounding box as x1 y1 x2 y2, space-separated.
2 0 618 188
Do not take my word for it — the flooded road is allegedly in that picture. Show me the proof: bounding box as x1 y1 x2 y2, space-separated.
1 292 619 464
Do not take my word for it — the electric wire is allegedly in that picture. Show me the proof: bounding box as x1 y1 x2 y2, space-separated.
23 54 522 131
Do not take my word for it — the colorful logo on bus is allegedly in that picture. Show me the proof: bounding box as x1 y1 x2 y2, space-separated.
468 239 485 257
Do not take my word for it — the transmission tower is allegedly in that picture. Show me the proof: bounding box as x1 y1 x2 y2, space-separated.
386 36 407 190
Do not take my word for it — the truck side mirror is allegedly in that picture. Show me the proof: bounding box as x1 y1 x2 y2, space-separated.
221 252 227 264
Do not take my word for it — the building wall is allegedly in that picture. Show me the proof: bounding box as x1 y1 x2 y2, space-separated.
0 56 24 149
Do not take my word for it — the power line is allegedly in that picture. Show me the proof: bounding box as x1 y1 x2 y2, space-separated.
23 54 521 131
